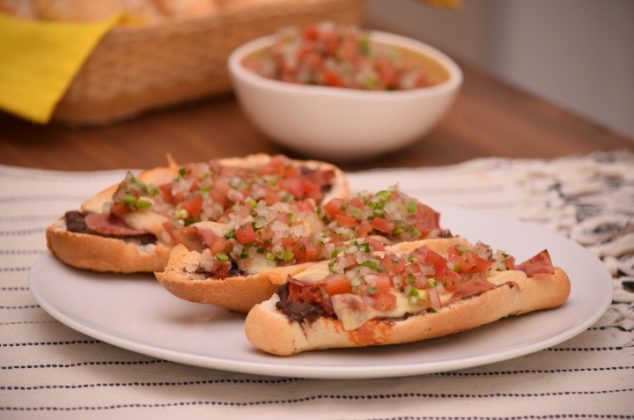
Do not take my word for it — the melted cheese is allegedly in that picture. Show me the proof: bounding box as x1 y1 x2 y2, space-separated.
306 266 527 331
192 221 227 237
122 211 168 238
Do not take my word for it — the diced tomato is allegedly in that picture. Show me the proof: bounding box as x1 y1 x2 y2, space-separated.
443 271 461 292
382 254 406 275
323 198 344 218
349 197 364 208
177 195 203 219
255 227 273 247
263 188 279 206
321 68 343 87
110 203 129 217
473 256 492 273
235 223 256 244
197 229 227 254
416 247 449 279
415 72 431 88
373 274 392 292
281 177 304 199
158 183 174 203
356 221 373 237
303 241 322 262
370 218 395 234
295 199 316 213
301 180 321 200
335 213 358 228
325 274 352 295
375 58 398 88
372 291 396 311
366 236 385 252
281 237 295 248
212 261 231 279
302 52 323 69
302 25 320 41
209 179 229 209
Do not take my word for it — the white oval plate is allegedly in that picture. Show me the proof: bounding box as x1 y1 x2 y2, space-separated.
30 205 612 379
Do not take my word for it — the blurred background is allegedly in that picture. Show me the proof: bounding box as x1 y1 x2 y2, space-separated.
367 0 634 139
1 0 632 140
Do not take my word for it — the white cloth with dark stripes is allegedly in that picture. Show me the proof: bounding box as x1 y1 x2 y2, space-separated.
0 151 632 419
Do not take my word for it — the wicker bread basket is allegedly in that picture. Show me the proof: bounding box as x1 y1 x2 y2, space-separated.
52 0 365 126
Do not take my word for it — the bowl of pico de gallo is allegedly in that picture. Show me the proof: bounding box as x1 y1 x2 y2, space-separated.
228 22 462 161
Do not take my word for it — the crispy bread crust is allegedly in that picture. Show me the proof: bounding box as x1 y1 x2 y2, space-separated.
244 262 571 356
47 154 349 273
46 219 171 273
155 238 469 311
155 245 317 313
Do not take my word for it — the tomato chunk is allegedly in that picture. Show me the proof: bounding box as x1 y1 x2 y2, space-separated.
235 223 256 245
325 275 352 295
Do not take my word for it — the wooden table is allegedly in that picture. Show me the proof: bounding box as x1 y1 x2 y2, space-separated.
0 61 632 172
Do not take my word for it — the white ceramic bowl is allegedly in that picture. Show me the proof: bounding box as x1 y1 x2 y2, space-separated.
228 30 463 161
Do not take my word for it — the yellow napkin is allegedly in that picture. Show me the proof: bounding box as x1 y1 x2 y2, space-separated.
0 13 120 123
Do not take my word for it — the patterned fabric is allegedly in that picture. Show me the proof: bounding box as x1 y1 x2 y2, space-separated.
1 151 632 419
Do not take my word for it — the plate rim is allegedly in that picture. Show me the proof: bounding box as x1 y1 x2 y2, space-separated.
29 206 613 379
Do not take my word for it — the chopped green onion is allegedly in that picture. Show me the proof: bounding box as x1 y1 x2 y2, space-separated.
366 286 377 295
392 225 404 236
358 35 371 56
360 260 381 272
282 193 293 202
265 252 275 261
224 229 235 239
239 247 250 258
408 226 421 238
178 167 186 177
174 209 189 219
246 198 257 208
149 187 159 196
215 253 229 262
123 194 136 205
353 241 370 252
406 201 417 215
135 198 152 209
331 248 344 258
427 278 438 288
375 190 392 201
455 246 468 256
328 260 339 274
453 262 462 272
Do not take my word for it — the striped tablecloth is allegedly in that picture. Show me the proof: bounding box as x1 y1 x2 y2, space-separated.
1 151 632 419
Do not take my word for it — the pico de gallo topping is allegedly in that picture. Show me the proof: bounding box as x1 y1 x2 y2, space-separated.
276 240 555 330
110 171 161 217
102 155 336 234
171 187 449 279
189 199 329 278
244 22 434 91
320 188 446 242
